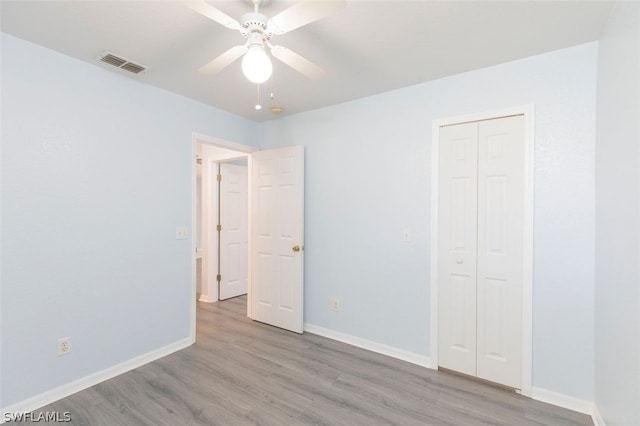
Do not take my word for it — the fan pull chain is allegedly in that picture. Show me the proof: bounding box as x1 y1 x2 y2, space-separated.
270 74 275 100
255 83 262 110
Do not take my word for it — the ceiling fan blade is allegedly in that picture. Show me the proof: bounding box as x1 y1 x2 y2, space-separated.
185 0 240 30
199 45 247 75
271 45 327 80
267 1 346 35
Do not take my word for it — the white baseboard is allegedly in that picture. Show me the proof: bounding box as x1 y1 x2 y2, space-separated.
303 323 432 368
0 337 192 423
304 324 603 425
1 327 602 426
198 295 216 303
591 404 605 426
531 387 595 417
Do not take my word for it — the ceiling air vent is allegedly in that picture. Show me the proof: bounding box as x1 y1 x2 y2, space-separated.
98 51 147 75
100 53 127 67
120 62 145 74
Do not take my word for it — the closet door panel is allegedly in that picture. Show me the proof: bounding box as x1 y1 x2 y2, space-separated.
438 122 479 376
476 115 525 388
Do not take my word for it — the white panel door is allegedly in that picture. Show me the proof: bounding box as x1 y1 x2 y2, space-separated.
438 115 524 389
219 163 248 301
250 146 304 333
476 115 524 388
438 121 479 376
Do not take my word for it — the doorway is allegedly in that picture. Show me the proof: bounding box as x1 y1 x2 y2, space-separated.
196 141 250 304
190 135 306 340
430 106 534 396
190 134 255 342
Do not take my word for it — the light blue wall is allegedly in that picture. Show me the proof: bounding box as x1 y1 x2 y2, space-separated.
595 2 640 425
0 33 259 407
1 30 603 409
260 43 598 401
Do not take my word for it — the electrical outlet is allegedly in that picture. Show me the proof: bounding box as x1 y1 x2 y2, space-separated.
58 337 71 356
332 299 340 311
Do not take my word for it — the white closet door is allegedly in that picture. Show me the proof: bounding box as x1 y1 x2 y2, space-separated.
476 115 524 388
438 121 479 376
438 115 524 389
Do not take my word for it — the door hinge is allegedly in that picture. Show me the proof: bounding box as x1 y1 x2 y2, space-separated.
216 224 222 232
217 174 222 182
216 274 221 282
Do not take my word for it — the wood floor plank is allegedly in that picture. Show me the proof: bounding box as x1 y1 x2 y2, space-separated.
22 296 592 425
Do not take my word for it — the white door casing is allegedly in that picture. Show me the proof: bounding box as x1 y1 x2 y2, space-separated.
437 113 527 390
219 163 248 300
250 146 305 333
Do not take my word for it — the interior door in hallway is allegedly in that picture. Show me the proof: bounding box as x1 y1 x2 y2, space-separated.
219 162 248 300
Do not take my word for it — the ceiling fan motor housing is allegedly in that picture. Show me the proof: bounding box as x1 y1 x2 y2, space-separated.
246 0 270 7
240 13 273 40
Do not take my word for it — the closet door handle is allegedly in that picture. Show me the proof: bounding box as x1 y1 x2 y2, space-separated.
456 258 463 264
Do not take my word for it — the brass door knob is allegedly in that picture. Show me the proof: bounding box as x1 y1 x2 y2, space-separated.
292 245 301 252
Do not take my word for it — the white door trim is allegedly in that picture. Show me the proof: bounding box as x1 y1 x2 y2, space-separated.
190 133 255 343
429 105 534 396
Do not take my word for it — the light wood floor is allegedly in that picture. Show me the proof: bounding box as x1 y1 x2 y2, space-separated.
28 296 592 425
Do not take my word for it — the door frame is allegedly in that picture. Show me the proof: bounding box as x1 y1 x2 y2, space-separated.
429 105 534 396
190 132 255 343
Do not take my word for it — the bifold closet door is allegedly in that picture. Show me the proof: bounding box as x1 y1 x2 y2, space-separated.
476 115 524 388
438 115 524 389
438 121 479 376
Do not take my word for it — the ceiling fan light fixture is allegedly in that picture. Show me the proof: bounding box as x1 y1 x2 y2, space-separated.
242 44 272 84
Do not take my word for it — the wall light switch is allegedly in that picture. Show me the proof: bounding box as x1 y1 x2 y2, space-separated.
176 227 188 240
402 229 411 242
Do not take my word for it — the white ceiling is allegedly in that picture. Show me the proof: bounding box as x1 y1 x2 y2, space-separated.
1 0 614 122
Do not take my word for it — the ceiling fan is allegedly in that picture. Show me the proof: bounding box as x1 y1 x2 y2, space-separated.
186 0 345 84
